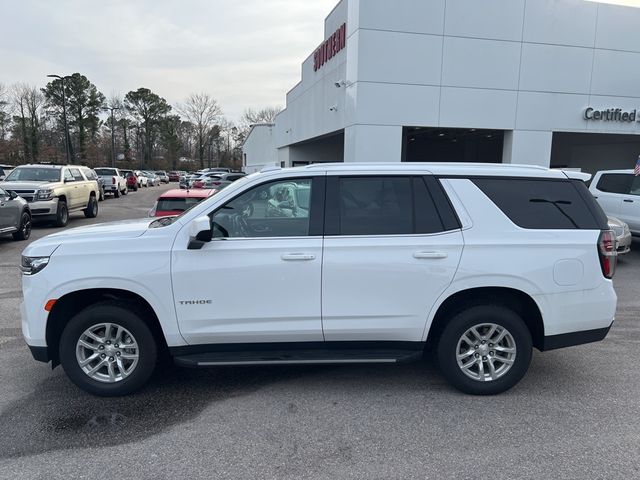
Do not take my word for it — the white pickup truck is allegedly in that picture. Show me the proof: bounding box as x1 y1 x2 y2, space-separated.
94 168 127 198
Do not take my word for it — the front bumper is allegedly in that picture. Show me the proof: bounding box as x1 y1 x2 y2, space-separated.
29 198 59 217
617 232 632 254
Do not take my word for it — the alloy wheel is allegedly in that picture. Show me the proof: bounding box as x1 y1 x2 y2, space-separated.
455 323 516 382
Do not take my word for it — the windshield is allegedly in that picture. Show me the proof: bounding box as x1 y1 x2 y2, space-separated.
95 168 117 176
5 167 61 182
157 197 206 212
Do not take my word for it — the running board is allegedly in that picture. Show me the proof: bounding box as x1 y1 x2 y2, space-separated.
173 348 423 368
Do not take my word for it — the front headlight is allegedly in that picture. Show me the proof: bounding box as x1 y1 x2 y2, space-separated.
20 256 50 275
36 189 53 201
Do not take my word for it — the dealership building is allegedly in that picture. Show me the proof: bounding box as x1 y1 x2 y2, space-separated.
243 0 640 174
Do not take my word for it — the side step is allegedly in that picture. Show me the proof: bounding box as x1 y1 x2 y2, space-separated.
173 348 423 368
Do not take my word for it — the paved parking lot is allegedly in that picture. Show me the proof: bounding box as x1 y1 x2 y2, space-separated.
0 186 639 479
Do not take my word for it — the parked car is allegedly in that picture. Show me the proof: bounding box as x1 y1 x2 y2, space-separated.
191 173 232 190
197 167 231 174
0 165 15 181
144 171 161 186
179 174 200 189
134 171 148 188
21 163 617 397
608 216 632 254
155 171 170 183
148 188 216 217
94 168 127 198
218 172 246 182
0 188 31 240
168 171 181 182
81 167 105 201
125 171 139 191
590 169 640 235
1 164 99 226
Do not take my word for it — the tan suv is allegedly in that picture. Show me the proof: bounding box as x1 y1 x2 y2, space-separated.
0 164 99 227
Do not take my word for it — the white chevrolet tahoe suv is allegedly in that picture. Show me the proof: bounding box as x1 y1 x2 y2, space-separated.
21 163 618 396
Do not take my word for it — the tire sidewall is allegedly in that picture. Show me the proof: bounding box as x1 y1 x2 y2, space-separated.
59 303 157 396
437 305 532 395
56 201 68 227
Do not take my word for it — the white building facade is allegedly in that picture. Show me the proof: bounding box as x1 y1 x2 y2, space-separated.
243 0 640 174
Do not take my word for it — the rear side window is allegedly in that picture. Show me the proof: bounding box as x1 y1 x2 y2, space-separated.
325 176 459 236
595 174 633 194
472 178 605 229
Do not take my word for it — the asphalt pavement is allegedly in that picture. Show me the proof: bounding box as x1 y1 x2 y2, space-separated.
0 185 639 479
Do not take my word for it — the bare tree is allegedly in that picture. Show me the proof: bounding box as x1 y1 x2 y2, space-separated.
12 84 45 162
0 83 12 141
240 106 281 126
178 93 222 169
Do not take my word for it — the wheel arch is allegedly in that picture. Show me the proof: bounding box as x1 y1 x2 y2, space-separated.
46 288 169 366
425 286 545 351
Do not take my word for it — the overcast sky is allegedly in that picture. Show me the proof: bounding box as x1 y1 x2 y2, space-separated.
0 0 337 121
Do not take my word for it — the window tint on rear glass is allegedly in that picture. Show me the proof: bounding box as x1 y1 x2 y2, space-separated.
472 178 602 229
596 174 633 194
157 197 204 212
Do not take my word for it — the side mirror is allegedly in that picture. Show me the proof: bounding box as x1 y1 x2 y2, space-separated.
8 190 17 200
187 215 212 250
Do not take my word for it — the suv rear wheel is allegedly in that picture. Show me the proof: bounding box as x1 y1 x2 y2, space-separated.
436 305 532 395
59 302 157 396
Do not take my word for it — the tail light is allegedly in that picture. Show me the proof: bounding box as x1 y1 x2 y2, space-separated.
212 181 221 186
112 177 116 184
598 230 617 279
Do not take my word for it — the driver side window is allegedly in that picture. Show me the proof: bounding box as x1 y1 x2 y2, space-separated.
211 178 313 238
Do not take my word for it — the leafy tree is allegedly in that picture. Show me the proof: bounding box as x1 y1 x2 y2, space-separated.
43 73 105 160
0 83 11 141
178 93 222 169
124 88 171 166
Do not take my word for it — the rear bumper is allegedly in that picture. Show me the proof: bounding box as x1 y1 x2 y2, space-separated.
541 323 613 351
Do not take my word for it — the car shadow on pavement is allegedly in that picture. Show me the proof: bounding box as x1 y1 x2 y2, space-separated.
0 360 441 459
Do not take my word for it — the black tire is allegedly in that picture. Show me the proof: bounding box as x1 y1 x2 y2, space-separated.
114 189 120 198
59 301 157 396
99 186 104 201
84 195 98 218
436 305 532 395
54 200 69 227
12 210 31 240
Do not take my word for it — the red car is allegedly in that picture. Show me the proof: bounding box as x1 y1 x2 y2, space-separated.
125 172 139 191
149 188 215 217
168 171 181 182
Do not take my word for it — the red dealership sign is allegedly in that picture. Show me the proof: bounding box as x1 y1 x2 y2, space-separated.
313 23 346 72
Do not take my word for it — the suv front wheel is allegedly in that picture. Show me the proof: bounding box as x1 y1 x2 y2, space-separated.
59 302 157 396
436 305 532 395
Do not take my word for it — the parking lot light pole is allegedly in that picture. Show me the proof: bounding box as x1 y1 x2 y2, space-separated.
104 107 121 167
47 74 71 165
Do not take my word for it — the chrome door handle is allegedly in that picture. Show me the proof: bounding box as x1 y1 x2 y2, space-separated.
281 253 316 261
413 251 448 259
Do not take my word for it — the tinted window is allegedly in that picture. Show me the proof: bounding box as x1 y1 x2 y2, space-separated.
5 167 61 182
413 177 447 234
630 176 640 196
157 197 205 212
596 174 633 194
211 179 312 238
70 168 84 181
337 177 412 235
95 168 117 176
473 178 602 229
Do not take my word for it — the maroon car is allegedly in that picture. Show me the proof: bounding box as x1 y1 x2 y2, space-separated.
125 171 139 191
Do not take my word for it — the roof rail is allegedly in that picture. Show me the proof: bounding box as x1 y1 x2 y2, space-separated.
260 165 281 173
